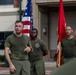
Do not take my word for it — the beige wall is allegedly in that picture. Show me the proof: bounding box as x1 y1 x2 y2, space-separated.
32 0 41 38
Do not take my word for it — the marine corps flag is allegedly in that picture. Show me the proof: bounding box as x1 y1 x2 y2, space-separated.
57 0 66 67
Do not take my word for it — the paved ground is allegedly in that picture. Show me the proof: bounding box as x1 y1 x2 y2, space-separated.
45 61 56 75
0 61 56 75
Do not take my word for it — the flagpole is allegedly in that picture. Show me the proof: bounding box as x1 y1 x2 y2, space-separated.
57 0 66 67
19 0 22 21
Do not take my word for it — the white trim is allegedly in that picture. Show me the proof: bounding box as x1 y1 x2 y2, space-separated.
24 33 30 37
22 17 30 21
23 25 30 30
0 8 19 13
0 5 13 8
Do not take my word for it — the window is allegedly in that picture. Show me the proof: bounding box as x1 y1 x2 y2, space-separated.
0 0 13 5
0 31 13 49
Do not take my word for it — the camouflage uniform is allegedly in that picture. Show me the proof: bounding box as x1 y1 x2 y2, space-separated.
29 39 48 75
4 34 31 75
61 37 76 64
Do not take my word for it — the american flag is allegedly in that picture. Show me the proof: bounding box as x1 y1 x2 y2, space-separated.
22 0 33 36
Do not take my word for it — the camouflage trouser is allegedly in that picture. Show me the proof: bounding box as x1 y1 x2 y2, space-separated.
30 59 45 75
10 59 30 75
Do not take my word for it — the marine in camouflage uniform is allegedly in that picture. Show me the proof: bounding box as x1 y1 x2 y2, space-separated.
61 26 76 64
51 26 76 75
4 20 32 75
29 28 48 75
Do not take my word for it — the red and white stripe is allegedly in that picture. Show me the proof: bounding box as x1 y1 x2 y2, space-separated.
22 17 31 36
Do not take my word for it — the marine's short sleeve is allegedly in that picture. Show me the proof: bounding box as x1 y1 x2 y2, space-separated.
40 40 48 56
4 36 11 48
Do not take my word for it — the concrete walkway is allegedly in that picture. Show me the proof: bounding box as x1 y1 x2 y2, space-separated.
45 61 56 75
0 61 56 75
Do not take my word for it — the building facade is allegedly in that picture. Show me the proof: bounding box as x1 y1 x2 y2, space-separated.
0 0 76 61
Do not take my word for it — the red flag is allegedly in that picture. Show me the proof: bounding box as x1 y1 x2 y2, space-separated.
56 0 66 67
